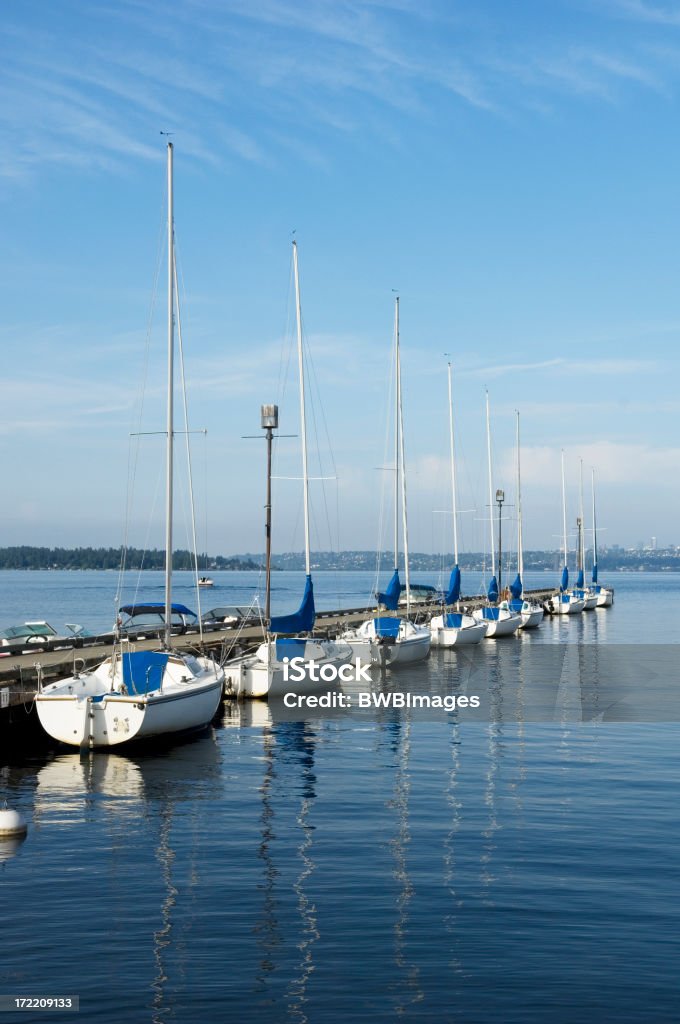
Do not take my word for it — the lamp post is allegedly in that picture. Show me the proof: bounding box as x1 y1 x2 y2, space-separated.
261 404 278 624
496 489 505 592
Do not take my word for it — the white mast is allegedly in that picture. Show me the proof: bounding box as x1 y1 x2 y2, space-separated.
592 467 598 578
516 411 523 582
561 448 568 571
485 390 496 580
396 300 410 614
447 363 459 565
393 297 400 573
292 240 311 578
579 457 585 579
164 141 174 650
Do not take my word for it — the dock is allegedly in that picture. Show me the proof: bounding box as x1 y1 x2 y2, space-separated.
0 588 558 718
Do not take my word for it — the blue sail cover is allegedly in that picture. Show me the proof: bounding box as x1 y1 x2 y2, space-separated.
592 562 598 584
377 569 401 611
576 568 584 588
509 573 523 600
444 566 461 605
122 651 169 695
275 638 307 660
269 575 315 634
487 575 499 604
374 617 401 639
560 566 569 592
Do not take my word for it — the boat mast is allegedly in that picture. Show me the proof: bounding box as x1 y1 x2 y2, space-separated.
396 299 410 615
393 298 400 575
561 448 568 574
164 141 174 650
447 363 459 566
292 241 311 579
578 457 585 580
516 411 523 582
485 390 496 581
592 467 598 582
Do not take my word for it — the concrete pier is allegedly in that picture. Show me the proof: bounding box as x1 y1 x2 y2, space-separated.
0 588 559 718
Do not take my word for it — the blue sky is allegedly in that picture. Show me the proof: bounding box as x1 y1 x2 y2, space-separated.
1 0 679 557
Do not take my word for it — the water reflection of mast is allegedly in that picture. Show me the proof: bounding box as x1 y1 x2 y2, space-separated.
151 802 177 1024
481 653 505 895
254 726 282 991
443 718 463 976
387 714 423 1015
35 736 221 1024
284 724 319 1024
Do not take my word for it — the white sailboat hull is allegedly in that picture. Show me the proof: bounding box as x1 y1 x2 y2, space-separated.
342 618 431 666
380 630 432 664
519 604 544 629
35 656 224 748
429 613 487 646
472 606 521 637
224 639 354 699
551 593 586 615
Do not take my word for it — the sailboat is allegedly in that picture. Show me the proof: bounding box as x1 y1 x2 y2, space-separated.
550 451 585 615
36 143 224 748
507 411 543 629
429 364 486 646
341 297 431 666
472 392 521 638
591 468 614 607
223 241 353 698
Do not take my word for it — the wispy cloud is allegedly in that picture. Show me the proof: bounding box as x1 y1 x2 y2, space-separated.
602 0 680 27
2 0 675 184
457 357 656 379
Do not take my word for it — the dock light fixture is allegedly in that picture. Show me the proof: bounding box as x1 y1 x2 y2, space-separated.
496 489 505 590
261 405 279 430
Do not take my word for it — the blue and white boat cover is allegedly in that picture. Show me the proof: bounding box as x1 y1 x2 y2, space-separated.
487 575 499 604
374 617 401 639
275 637 308 660
270 575 315 634
444 612 463 628
122 651 169 695
119 602 196 618
377 569 401 611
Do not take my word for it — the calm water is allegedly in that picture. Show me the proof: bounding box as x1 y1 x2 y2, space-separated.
1 572 679 1022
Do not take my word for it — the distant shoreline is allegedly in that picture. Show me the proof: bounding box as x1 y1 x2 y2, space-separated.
0 544 676 575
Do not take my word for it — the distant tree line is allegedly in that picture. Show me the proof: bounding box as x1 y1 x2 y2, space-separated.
0 547 263 571
1 546 678 572
251 549 680 572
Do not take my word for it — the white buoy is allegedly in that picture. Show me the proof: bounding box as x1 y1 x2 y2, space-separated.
0 808 28 838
